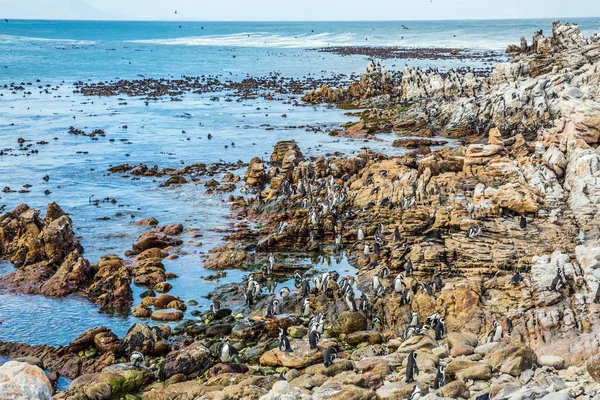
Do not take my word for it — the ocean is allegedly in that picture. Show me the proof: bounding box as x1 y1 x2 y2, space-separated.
1 17 599 347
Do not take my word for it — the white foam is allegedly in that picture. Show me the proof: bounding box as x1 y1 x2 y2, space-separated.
0 34 95 46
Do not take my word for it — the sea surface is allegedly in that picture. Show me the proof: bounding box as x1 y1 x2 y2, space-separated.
1 18 599 347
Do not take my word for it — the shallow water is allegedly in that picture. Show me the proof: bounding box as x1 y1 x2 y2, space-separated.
1 18 598 347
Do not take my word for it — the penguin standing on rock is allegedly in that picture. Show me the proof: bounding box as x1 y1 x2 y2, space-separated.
401 288 412 305
410 309 418 327
130 351 144 367
520 215 527 229
550 267 566 291
302 298 311 317
433 364 446 389
220 337 238 363
278 328 293 352
488 320 503 342
408 385 421 400
511 269 523 285
323 347 337 366
394 274 406 293
405 350 419 383
594 284 600 304
308 330 320 349
434 317 446 340
406 259 414 276
393 226 401 242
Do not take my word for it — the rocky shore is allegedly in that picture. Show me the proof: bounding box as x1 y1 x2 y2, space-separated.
2 20 600 400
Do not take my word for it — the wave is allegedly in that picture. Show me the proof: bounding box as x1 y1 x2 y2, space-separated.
0 34 95 46
128 32 359 49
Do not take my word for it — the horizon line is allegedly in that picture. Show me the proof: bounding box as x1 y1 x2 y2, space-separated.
2 15 599 23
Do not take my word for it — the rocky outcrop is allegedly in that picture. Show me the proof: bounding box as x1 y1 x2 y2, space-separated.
0 361 52 400
245 156 268 189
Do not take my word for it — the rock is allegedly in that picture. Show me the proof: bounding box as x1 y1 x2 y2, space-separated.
157 223 184 236
287 326 308 339
447 332 479 348
134 217 159 226
456 363 493 381
259 380 310 400
312 381 376 400
451 345 475 357
131 304 152 318
474 342 498 356
289 373 328 390
154 281 173 293
587 353 600 383
132 230 183 253
259 339 336 369
376 380 428 399
330 312 368 336
538 354 565 369
118 323 170 356
93 331 120 353
60 364 153 400
245 157 267 188
270 140 302 166
304 360 354 377
395 334 438 353
151 308 184 322
132 257 166 286
485 343 537 377
345 330 383 346
440 380 470 399
0 361 52 400
158 342 213 381
351 345 388 360
86 255 133 313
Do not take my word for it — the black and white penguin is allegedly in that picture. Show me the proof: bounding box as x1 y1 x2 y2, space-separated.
405 350 419 383
421 282 434 296
220 337 238 363
433 363 446 389
394 274 406 293
506 316 513 335
278 328 293 352
511 270 523 285
410 309 419 327
372 315 383 331
408 385 421 400
323 346 337 367
475 394 491 400
130 351 144 367
210 301 232 320
400 288 412 305
359 293 371 312
379 267 390 279
279 287 291 298
489 320 503 342
345 291 358 312
302 298 311 317
266 299 280 317
406 259 414 276
245 289 254 307
393 227 401 242
520 215 527 229
301 278 310 297
308 330 320 349
375 283 386 297
278 372 286 381
357 227 365 241
467 225 481 238
425 312 441 328
434 317 446 340
550 267 566 291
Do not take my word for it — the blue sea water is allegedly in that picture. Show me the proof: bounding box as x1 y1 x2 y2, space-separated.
0 18 599 347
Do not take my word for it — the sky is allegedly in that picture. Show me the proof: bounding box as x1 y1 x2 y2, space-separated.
1 0 599 21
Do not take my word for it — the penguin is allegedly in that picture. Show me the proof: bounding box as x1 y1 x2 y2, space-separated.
278 328 293 352
345 291 358 311
245 289 254 307
393 226 401 242
335 233 342 249
425 312 441 328
433 364 446 389
278 372 286 381
421 282 434 296
279 287 291 298
375 283 386 297
549 267 566 291
364 243 370 255
594 283 600 304
210 301 232 320
475 394 491 400
406 259 414 276
373 275 382 291
394 274 406 293
308 330 320 349
372 316 383 331
357 227 365 241
323 346 337 367
520 215 527 229
379 267 390 279
130 351 144 367
467 225 481 238
410 309 418 327
434 317 446 340
511 270 523 285
489 320 503 342
302 298 311 317
220 337 238 362
266 299 280 317
405 350 419 383
403 326 417 340
301 278 310 297
400 288 412 305
506 316 513 335
408 385 421 400
359 293 371 312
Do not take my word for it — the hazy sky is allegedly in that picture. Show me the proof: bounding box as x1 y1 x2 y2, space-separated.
1 0 599 21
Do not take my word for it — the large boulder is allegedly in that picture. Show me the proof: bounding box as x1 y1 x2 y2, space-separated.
132 230 182 253
587 353 600 383
118 323 170 357
86 255 132 313
245 157 267 189
158 342 213 381
485 343 537 377
329 312 368 336
0 361 52 400
260 339 337 369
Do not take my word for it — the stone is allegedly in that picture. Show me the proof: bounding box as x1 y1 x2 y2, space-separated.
451 345 475 357
538 355 565 369
440 380 470 399
259 339 336 369
131 304 152 318
330 312 368 336
132 230 182 253
0 361 52 400
587 353 600 383
151 308 184 322
259 380 311 400
345 330 383 346
93 331 120 353
158 342 213 381
118 323 170 356
485 343 537 377
245 157 267 188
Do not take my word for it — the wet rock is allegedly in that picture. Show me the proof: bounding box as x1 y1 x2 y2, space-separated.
154 281 172 293
132 257 166 286
158 342 213 381
0 360 52 400
151 308 184 322
132 230 183 253
118 323 170 356
93 331 120 354
134 217 159 226
86 255 133 313
131 304 152 318
245 157 267 188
